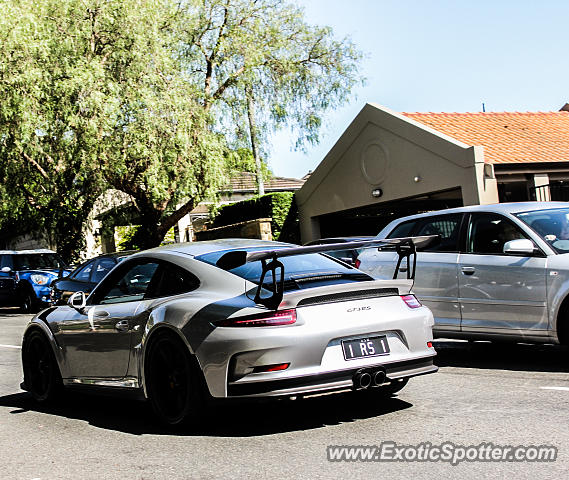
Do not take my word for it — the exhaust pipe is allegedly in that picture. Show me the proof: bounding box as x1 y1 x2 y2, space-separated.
353 372 372 390
372 369 386 387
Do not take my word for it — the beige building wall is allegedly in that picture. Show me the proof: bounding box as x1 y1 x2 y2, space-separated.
297 103 498 242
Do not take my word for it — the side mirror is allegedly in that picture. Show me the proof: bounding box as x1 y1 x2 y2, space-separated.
503 239 535 256
68 291 87 310
1 266 11 273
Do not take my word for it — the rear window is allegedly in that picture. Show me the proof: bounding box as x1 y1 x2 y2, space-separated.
196 248 372 291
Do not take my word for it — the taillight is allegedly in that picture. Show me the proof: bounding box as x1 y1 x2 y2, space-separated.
215 309 297 327
401 294 422 309
354 259 361 269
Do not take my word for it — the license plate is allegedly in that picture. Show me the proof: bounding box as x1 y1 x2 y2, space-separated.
342 336 390 360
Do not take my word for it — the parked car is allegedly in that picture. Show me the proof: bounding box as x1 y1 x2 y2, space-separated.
0 249 70 312
304 236 374 266
50 251 134 305
356 201 569 345
21 238 436 426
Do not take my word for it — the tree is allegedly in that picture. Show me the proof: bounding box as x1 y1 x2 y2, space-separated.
1 0 363 254
0 0 108 260
182 0 363 189
0 0 228 254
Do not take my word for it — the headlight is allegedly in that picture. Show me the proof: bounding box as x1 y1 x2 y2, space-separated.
30 274 50 285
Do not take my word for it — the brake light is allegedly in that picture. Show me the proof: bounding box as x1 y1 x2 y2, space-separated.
215 309 297 327
354 259 361 269
401 294 422 309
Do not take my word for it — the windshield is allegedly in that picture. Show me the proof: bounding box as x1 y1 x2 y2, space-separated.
196 247 371 291
515 208 569 253
13 253 65 270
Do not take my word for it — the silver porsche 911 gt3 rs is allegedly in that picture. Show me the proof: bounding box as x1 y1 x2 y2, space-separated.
21 238 437 425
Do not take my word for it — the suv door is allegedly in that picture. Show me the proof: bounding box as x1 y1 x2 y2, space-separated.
458 213 548 336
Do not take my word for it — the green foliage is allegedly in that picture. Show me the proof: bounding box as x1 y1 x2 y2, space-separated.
0 0 362 254
211 192 296 240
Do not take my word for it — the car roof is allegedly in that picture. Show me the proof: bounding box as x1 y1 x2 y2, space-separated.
387 201 569 224
133 238 292 258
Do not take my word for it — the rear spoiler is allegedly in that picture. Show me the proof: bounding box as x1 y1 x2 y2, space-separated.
216 235 439 310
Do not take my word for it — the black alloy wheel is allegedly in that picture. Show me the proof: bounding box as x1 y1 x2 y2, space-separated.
146 334 204 426
23 330 62 402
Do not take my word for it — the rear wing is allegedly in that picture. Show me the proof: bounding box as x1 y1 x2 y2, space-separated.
216 235 439 310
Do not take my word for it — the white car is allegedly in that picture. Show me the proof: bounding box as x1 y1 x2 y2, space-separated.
22 238 437 426
357 202 569 345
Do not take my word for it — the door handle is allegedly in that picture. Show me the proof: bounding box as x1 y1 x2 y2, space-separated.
115 320 130 332
461 266 476 275
94 310 110 318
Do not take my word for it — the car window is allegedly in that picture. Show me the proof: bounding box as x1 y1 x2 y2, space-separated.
90 258 117 284
515 207 569 253
0 254 12 270
98 262 160 304
13 253 65 270
388 220 418 239
415 214 462 252
72 261 94 282
467 214 529 255
145 262 200 299
197 248 371 291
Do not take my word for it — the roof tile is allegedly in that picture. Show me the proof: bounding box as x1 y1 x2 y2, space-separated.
403 111 569 164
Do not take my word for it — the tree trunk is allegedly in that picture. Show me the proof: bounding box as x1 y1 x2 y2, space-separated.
246 87 264 196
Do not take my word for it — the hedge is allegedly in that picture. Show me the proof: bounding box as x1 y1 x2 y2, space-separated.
211 192 299 242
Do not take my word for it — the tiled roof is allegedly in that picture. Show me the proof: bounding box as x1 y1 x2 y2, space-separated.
223 171 305 192
403 111 569 164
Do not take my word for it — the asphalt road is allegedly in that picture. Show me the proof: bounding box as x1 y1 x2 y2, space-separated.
1 309 568 480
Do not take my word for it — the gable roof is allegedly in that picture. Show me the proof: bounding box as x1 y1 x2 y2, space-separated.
403 111 569 164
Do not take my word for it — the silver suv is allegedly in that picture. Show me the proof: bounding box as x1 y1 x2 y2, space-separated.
356 202 569 345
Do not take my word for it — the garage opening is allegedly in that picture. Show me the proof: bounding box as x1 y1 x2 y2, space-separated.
317 188 463 238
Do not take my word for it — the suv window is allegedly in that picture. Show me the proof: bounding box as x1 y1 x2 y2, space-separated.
415 214 462 252
13 253 65 270
467 213 529 255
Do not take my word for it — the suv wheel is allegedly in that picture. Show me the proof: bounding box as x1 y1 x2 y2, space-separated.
20 289 38 314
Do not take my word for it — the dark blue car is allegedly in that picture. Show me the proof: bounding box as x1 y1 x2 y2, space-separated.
0 249 70 312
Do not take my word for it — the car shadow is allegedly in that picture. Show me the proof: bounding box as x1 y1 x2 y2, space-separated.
0 307 27 317
0 389 412 437
433 340 569 373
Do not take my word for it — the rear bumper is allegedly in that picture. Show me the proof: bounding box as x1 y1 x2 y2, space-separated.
227 355 437 397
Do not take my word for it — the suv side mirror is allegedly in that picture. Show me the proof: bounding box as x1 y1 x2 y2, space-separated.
503 239 535 256
68 291 87 310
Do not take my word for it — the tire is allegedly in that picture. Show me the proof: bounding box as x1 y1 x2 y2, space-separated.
22 330 62 402
20 288 38 314
145 333 206 426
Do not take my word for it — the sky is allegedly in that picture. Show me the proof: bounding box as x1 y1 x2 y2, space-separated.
267 0 569 179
